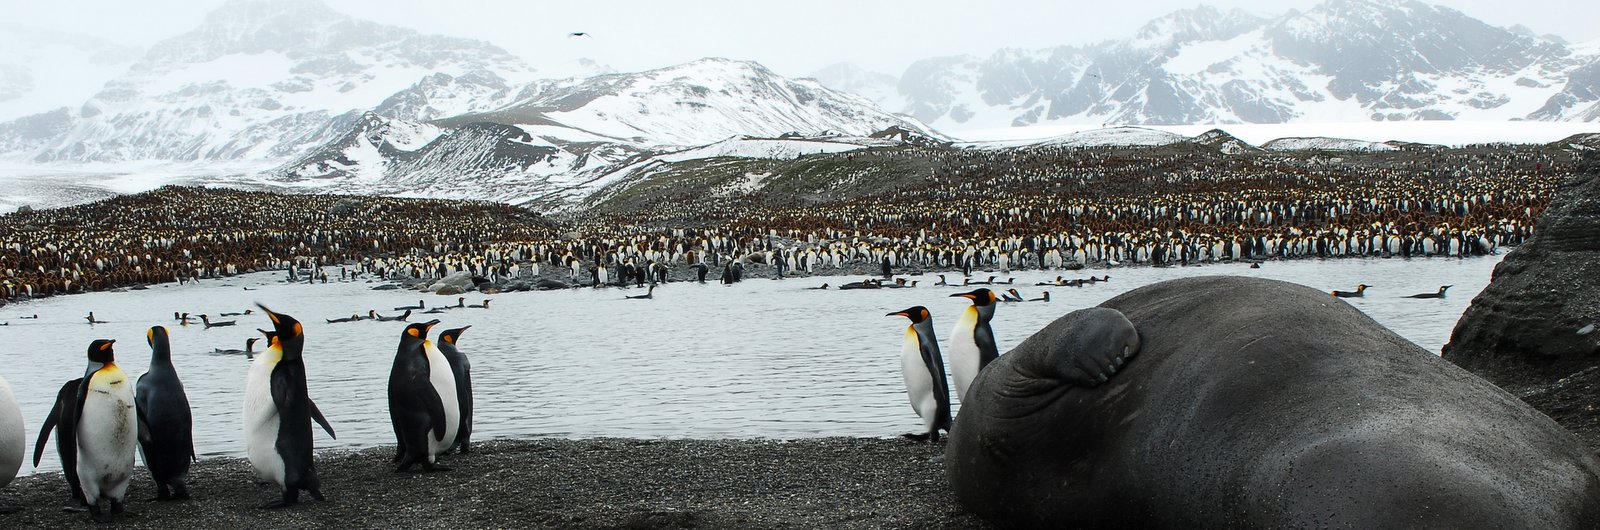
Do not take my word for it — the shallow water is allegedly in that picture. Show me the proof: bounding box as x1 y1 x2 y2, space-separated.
0 254 1504 475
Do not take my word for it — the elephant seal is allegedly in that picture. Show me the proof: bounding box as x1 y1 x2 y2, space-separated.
946 276 1600 528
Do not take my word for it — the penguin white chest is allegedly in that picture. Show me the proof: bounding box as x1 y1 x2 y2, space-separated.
424 342 460 457
899 329 938 431
77 367 137 503
948 307 982 404
0 375 24 486
243 351 285 486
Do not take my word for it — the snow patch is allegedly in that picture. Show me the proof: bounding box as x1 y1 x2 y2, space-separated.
1164 30 1261 76
1261 137 1396 152
658 138 866 163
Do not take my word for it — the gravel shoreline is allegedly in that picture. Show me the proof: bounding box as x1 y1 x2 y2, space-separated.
0 438 990 529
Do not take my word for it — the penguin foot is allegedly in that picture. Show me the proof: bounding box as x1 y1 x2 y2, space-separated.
110 500 124 515
901 432 932 442
306 489 325 502
0 505 19 514
422 464 453 472
171 485 191 501
88 504 111 523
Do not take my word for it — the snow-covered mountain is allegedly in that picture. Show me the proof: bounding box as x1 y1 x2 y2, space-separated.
808 63 901 110
266 58 937 206
0 24 139 123
0 0 536 163
854 0 1600 131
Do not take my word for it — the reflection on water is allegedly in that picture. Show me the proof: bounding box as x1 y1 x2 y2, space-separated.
0 254 1504 474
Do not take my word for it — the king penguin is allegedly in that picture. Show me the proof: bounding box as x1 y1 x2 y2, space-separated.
74 339 138 522
135 326 195 500
438 326 474 454
949 288 1000 404
245 305 336 508
0 373 23 514
887 306 952 442
388 320 457 471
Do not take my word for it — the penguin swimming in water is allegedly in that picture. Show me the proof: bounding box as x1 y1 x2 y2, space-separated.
389 320 457 471
887 306 952 442
214 337 261 359
245 305 336 508
74 339 138 522
135 326 195 501
1404 285 1451 299
34 378 87 508
0 373 23 514
438 326 473 454
1332 284 1371 298
949 288 1000 404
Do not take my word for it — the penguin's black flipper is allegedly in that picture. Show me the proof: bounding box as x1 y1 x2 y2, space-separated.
33 392 61 467
33 378 79 467
423 388 447 442
308 399 335 439
135 402 153 445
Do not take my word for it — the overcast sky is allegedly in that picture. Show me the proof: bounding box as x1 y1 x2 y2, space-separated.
12 0 1600 78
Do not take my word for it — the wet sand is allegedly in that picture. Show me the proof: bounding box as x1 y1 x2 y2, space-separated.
0 438 991 529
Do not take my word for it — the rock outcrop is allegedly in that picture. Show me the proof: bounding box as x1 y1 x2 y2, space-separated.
1444 152 1600 450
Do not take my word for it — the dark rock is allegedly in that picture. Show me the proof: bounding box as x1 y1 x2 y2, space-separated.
1444 152 1600 450
535 278 571 290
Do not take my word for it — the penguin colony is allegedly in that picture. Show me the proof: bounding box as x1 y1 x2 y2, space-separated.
0 143 1572 306
1 305 477 521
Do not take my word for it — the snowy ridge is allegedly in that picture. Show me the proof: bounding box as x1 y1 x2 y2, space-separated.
854 0 1600 134
264 58 934 207
1261 136 1397 152
1036 127 1190 148
0 0 537 163
476 58 933 148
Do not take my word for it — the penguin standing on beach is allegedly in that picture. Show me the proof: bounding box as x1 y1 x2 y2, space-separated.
245 306 336 508
0 373 23 513
388 320 457 471
949 288 1000 404
73 339 138 522
34 379 86 508
438 326 474 454
135 326 195 500
887 306 952 442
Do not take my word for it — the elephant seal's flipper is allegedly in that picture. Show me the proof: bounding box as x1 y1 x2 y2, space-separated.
1007 307 1139 389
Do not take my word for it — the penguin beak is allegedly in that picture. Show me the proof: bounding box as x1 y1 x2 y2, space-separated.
257 303 280 324
424 319 442 330
886 310 908 318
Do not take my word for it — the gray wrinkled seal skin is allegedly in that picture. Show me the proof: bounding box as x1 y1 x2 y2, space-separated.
945 275 1600 529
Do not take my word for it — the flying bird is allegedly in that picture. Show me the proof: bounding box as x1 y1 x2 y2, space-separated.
568 32 591 38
